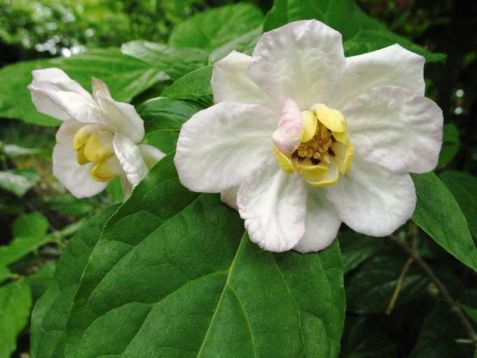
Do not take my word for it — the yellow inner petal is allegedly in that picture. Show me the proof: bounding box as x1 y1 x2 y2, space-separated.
89 159 119 182
273 103 354 187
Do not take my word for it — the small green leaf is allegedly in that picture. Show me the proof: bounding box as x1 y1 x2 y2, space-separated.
0 279 32 358
339 231 385 274
440 171 477 238
169 4 264 51
346 250 427 314
413 173 477 272
0 169 40 197
138 97 203 132
0 266 11 284
162 66 213 104
410 303 474 357
121 41 208 80
12 212 49 238
144 130 179 154
438 124 460 168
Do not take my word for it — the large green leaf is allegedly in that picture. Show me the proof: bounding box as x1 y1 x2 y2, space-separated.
440 171 477 239
0 49 168 127
264 0 445 62
438 123 460 169
30 207 118 358
412 173 477 272
169 4 264 51
0 279 32 358
120 41 208 80
32 156 345 357
339 231 385 274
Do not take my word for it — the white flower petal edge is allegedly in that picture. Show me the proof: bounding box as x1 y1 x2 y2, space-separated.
329 44 425 108
237 160 307 252
29 68 164 198
174 102 278 193
293 189 341 253
211 51 267 105
52 143 107 198
251 20 345 109
325 159 416 237
342 86 443 174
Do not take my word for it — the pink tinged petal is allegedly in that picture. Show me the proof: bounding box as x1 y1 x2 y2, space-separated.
211 51 267 105
174 102 277 193
96 96 145 143
237 160 307 252
330 45 425 109
138 144 165 169
251 20 345 109
293 188 341 253
220 186 239 210
113 133 148 187
52 143 107 198
342 86 443 174
272 99 303 154
325 158 416 237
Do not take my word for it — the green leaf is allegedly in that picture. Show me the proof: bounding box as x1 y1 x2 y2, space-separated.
209 27 262 63
138 97 204 132
169 4 264 51
162 66 213 103
0 169 40 197
0 213 52 267
0 266 11 284
32 155 345 357
346 250 427 314
440 171 477 239
0 279 32 358
341 316 397 358
264 0 445 62
121 41 208 80
0 49 168 127
144 130 179 154
438 124 460 168
27 262 56 302
412 173 477 272
339 231 385 274
12 212 49 238
30 207 117 358
0 143 40 158
410 303 474 358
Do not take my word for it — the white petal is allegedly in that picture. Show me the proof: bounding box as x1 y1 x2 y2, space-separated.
211 51 267 104
325 159 416 237
330 45 425 108
92 78 113 100
293 189 341 253
342 86 443 174
96 97 145 143
220 186 239 210
174 102 277 193
52 143 107 198
272 99 303 154
113 133 148 187
55 120 84 144
138 144 165 169
237 160 307 252
29 68 97 122
251 20 345 109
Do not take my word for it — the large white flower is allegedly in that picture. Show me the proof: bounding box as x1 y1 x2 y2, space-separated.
175 20 443 253
28 68 164 198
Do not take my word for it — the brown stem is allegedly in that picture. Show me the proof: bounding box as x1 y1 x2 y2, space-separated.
389 234 477 342
386 257 414 315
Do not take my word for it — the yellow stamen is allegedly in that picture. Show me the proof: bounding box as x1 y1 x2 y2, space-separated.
89 159 119 182
83 132 114 162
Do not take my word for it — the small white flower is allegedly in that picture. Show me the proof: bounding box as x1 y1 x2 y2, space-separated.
28 68 165 198
175 20 443 253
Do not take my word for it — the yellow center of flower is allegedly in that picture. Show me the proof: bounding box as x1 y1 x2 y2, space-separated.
274 104 354 187
72 125 120 182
